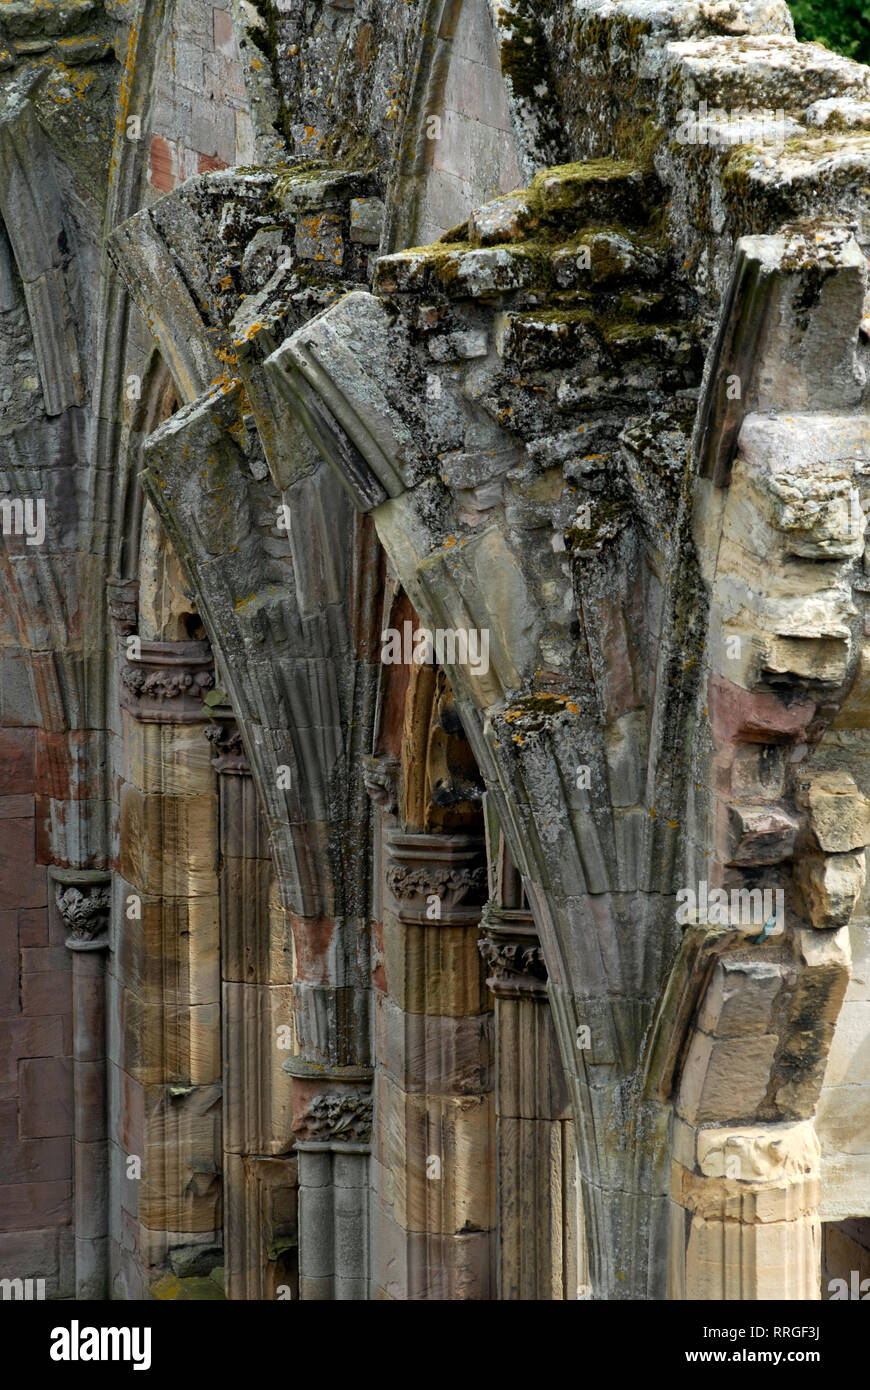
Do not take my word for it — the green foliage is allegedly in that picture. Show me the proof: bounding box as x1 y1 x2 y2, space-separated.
788 0 870 65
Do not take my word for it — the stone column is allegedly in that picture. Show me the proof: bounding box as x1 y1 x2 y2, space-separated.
669 1119 822 1301
208 716 297 1300
371 830 494 1299
663 922 849 1301
295 1096 372 1301
52 867 111 1300
479 900 581 1299
115 637 223 1294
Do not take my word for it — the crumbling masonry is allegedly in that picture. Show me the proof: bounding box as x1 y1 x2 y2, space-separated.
1 0 870 1300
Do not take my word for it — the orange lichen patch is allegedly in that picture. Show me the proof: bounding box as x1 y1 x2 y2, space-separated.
504 687 580 724
113 18 139 139
45 60 97 103
53 34 107 52
234 321 265 345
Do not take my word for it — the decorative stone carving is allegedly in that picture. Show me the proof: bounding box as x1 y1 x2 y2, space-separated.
297 1092 373 1145
694 1120 820 1184
479 902 548 999
362 753 400 815
669 1120 822 1300
386 863 487 901
119 639 215 723
383 831 487 925
204 719 250 775
51 868 111 951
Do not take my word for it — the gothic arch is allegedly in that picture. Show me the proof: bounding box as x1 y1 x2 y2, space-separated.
274 198 870 1302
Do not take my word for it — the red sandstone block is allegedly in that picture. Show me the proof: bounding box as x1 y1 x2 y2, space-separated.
21 971 71 1017
0 1016 65 1083
48 902 69 947
0 794 33 819
0 955 19 1016
214 8 235 55
708 672 816 745
35 731 107 802
198 153 228 174
0 1135 71 1184
35 796 112 869
0 730 34 794
0 1180 71 1228
34 733 74 801
0 913 14 959
34 796 56 866
20 947 69 975
18 909 47 948
19 1058 72 1138
0 1226 61 1276
149 134 176 193
0 819 46 909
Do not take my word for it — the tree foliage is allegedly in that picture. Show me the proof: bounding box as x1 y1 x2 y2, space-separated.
788 0 870 66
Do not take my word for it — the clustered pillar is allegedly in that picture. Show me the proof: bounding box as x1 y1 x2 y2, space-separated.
370 830 495 1298
52 867 111 1300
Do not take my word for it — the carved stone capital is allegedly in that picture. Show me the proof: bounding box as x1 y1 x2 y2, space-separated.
479 901 548 998
119 639 215 723
295 1091 373 1145
50 868 111 951
383 831 487 925
204 718 250 775
362 753 400 815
